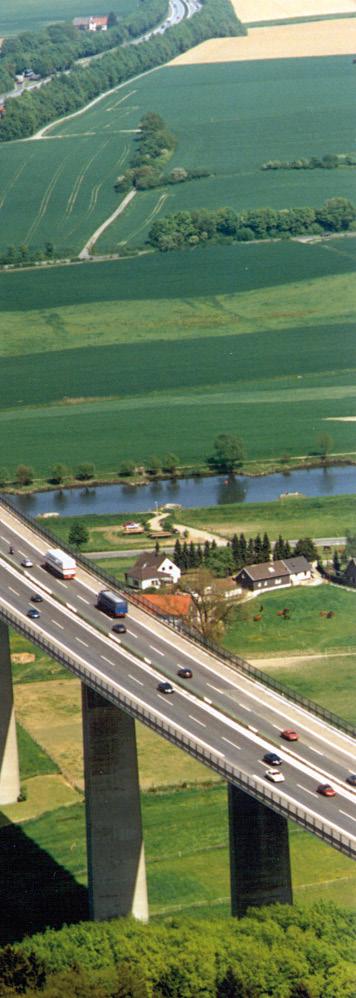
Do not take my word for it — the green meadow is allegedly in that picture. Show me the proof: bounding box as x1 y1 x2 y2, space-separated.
0 238 355 476
0 56 354 255
1 0 139 35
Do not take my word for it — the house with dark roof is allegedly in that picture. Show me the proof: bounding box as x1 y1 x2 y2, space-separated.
343 558 356 586
125 551 181 591
236 556 311 593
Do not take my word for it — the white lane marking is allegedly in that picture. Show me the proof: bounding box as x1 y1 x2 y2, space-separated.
189 714 206 728
339 809 356 823
128 674 144 686
272 724 281 730
18 549 26 557
150 645 165 656
101 655 115 666
127 629 138 638
52 619 64 629
144 657 151 665
157 694 174 703
8 586 20 596
56 580 68 588
297 784 318 799
75 637 88 647
0 534 8 542
125 607 356 754
248 725 259 733
308 746 325 756
77 595 90 604
239 704 252 712
207 682 224 693
222 736 241 750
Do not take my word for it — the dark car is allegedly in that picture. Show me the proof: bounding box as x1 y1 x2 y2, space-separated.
263 752 282 766
112 623 126 634
346 774 356 788
280 729 299 741
177 667 193 679
31 594 44 603
317 784 336 798
27 607 40 620
157 681 174 694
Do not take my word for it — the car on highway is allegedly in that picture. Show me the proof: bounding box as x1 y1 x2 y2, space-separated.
31 594 44 603
263 752 282 766
345 774 356 787
157 681 174 694
265 769 285 784
317 784 336 797
177 667 193 679
27 607 40 620
21 558 33 568
280 729 299 741
112 623 126 634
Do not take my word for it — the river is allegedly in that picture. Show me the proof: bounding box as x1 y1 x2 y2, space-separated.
4 464 356 518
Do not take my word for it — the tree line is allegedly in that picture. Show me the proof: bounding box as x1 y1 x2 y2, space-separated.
0 0 243 142
0 902 354 997
114 110 210 193
148 197 356 250
173 533 317 577
0 1 167 85
261 152 356 171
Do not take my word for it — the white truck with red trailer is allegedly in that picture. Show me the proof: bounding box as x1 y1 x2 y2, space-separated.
45 548 76 579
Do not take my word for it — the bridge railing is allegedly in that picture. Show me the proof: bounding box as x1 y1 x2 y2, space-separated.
1 495 355 739
0 600 354 861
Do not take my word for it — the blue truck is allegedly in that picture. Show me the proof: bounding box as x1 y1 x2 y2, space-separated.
96 590 128 617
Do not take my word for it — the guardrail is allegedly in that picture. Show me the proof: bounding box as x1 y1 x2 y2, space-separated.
0 600 354 860
1 495 355 739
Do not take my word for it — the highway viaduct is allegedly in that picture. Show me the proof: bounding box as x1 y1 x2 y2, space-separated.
0 499 355 925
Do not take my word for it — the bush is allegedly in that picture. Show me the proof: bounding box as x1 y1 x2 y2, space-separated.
75 463 95 481
15 465 34 486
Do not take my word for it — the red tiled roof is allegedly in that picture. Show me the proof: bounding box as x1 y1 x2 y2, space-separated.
139 593 192 618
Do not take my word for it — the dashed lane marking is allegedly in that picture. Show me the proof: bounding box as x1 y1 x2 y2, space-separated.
339 809 356 823
150 645 165 656
189 715 206 728
75 637 88 647
128 674 144 686
222 736 241 750
8 586 19 596
52 619 64 629
100 654 115 666
297 784 318 799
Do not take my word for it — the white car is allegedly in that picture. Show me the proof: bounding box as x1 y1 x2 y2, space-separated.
265 769 285 784
21 559 33 568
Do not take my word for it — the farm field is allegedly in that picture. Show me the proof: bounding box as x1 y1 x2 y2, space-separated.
170 18 356 64
231 0 356 22
0 237 355 477
0 0 139 35
0 57 354 255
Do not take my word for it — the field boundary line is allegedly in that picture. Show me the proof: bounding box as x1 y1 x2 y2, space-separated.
79 188 137 258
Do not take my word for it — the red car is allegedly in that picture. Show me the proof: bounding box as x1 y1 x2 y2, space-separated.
280 729 299 742
317 784 336 798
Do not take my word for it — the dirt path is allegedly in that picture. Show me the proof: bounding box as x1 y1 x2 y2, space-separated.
79 188 137 258
249 650 356 669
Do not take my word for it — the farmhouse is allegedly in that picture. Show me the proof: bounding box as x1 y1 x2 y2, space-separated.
73 16 108 30
343 558 356 585
237 556 311 592
125 551 181 590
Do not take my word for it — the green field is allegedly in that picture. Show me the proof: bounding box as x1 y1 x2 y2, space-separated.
179 494 356 541
0 237 355 477
0 57 354 255
1 0 138 35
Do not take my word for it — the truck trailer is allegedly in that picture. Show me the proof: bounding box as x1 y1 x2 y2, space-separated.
45 548 76 579
96 590 128 617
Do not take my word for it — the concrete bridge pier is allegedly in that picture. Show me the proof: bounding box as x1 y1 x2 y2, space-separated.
82 685 148 922
0 620 20 805
228 784 292 917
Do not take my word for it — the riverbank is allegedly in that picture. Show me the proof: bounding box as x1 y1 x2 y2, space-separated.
26 493 356 553
3 454 356 498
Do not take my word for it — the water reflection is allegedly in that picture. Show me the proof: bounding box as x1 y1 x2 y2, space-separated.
4 464 356 518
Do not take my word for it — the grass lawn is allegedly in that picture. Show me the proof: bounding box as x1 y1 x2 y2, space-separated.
224 585 356 659
263 653 356 724
44 512 152 552
179 494 356 541
17 723 59 779
0 786 354 944
11 630 70 683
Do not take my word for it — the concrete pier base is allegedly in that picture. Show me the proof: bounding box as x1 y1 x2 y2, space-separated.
228 784 292 917
0 621 20 805
82 686 148 922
